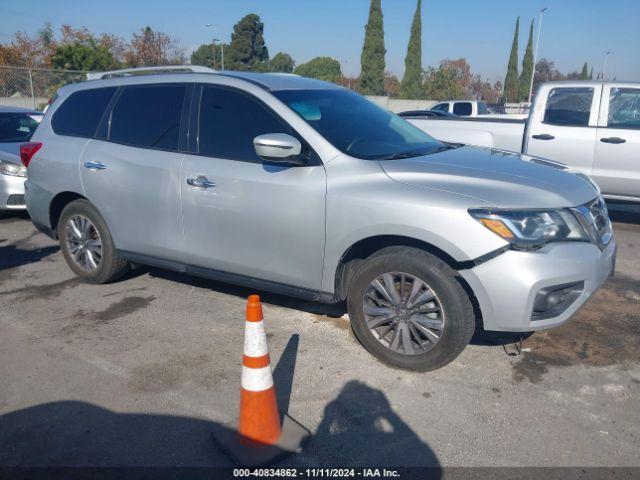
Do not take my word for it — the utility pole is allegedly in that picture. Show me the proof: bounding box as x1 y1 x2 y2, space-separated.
602 51 611 80
205 23 223 70
528 7 548 104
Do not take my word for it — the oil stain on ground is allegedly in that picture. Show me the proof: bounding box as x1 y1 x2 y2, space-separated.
513 275 640 383
0 277 79 301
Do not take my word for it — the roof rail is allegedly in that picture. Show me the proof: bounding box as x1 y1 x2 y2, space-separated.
86 65 217 80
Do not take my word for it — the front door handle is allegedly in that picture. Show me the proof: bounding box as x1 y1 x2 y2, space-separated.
531 134 555 140
600 136 626 144
84 161 106 170
187 175 216 189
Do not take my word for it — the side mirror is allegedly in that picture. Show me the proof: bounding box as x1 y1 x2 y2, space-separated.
253 133 306 166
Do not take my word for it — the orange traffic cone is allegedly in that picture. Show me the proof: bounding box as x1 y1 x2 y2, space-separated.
212 295 310 466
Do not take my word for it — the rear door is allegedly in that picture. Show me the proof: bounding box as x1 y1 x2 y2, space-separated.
525 85 601 175
180 85 326 291
80 83 190 261
453 102 473 117
593 85 640 199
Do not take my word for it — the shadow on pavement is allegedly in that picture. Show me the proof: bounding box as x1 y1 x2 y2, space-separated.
0 232 58 273
0 334 440 476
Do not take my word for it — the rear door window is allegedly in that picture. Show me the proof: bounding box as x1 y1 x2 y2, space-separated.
543 87 594 126
453 102 473 116
607 88 640 129
109 84 187 151
52 87 116 138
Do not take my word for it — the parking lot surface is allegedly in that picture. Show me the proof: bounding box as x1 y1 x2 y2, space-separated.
1 204 639 468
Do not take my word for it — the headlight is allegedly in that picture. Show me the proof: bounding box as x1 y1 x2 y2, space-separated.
0 160 27 178
469 208 589 249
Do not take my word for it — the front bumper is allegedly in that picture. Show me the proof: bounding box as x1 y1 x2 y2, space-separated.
0 173 27 210
460 238 616 332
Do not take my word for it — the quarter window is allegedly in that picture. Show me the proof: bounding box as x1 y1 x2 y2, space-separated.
543 87 593 127
453 102 473 116
109 85 186 151
52 87 116 138
607 88 640 129
198 86 291 162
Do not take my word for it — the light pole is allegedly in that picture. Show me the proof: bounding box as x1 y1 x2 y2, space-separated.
602 51 611 80
205 24 225 70
528 7 548 105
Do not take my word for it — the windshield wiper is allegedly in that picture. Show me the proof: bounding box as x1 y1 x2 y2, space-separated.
380 143 460 160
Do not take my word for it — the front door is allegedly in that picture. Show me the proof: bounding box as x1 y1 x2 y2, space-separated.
525 86 599 176
181 85 326 292
593 85 640 199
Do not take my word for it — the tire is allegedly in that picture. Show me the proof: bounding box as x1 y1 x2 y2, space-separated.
57 199 129 284
346 246 475 372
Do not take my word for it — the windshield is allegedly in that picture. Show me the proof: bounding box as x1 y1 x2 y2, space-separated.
0 112 43 143
273 89 443 160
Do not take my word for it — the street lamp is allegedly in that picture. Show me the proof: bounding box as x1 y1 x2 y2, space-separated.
528 7 548 105
205 23 225 70
602 51 611 80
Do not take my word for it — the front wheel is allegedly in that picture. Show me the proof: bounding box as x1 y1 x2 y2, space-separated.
347 247 475 371
58 199 129 284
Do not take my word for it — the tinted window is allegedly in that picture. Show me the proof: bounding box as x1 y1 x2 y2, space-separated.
431 103 449 112
110 85 186 151
52 87 116 138
198 86 291 162
607 88 640 129
477 102 489 114
0 112 42 143
543 87 593 126
453 102 473 116
274 89 442 160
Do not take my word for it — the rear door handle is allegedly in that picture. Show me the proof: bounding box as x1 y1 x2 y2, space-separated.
187 175 216 189
600 137 626 144
531 134 555 140
84 161 106 170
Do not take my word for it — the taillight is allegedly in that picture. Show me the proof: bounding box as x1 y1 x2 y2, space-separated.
20 142 42 168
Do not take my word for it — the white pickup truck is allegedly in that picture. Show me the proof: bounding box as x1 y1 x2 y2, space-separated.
408 81 640 202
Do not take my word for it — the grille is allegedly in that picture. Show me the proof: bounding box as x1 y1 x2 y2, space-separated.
572 197 613 250
6 194 25 206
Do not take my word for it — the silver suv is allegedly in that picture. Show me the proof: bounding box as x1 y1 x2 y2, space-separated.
24 67 616 371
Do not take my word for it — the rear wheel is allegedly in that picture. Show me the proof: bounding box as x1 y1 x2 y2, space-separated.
58 199 129 283
347 247 475 371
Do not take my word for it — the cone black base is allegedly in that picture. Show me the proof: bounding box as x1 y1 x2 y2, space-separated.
212 414 310 467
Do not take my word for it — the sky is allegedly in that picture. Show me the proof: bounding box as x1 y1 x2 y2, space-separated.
1 0 639 83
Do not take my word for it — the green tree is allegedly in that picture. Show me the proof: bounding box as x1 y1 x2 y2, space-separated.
294 56 341 83
50 38 118 71
190 42 228 69
359 0 386 95
400 0 423 99
503 17 519 103
589 67 594 80
270 52 295 73
423 58 472 100
518 19 534 102
580 62 589 80
226 14 269 71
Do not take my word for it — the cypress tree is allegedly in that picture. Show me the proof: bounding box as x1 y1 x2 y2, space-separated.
518 19 534 102
359 0 386 96
400 0 423 99
589 67 594 80
503 17 520 103
580 62 589 80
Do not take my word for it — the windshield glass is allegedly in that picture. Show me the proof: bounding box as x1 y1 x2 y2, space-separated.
273 89 442 160
0 112 43 143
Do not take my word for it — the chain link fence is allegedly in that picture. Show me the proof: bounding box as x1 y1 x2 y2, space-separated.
0 66 89 111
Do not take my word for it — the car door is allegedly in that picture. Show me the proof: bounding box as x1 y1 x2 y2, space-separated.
525 85 600 175
80 83 190 262
592 85 640 199
180 85 326 292
452 102 473 117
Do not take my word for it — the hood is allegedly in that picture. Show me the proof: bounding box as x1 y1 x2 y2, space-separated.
379 146 598 209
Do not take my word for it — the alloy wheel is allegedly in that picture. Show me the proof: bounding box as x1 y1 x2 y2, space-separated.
363 272 445 355
64 215 103 272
